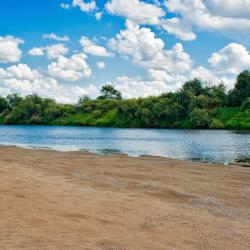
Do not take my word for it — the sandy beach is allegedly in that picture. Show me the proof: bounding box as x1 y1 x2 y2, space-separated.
0 146 249 249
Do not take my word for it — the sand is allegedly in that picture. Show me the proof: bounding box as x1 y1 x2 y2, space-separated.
0 146 249 250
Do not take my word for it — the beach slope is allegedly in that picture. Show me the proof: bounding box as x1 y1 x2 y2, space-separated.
0 146 249 249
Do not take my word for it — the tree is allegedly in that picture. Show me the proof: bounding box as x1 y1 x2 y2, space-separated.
0 97 7 113
189 108 212 128
189 95 211 110
241 97 250 109
182 79 203 96
78 95 91 105
98 84 122 100
174 89 193 110
229 70 250 106
6 93 22 109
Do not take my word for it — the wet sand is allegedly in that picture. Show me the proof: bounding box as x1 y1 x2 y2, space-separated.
0 146 249 250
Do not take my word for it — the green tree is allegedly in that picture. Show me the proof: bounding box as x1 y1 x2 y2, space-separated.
174 90 193 110
189 95 211 110
189 108 212 128
78 95 91 105
183 79 203 96
98 84 122 100
6 93 22 109
0 96 7 113
241 97 250 109
229 70 250 106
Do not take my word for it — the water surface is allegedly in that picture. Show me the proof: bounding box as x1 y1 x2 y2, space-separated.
0 125 249 164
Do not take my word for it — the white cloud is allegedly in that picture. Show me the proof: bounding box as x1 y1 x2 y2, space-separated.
95 12 103 20
109 21 192 74
60 3 70 9
0 64 40 82
161 18 196 41
208 43 250 75
107 21 197 97
28 47 45 56
46 44 69 59
204 0 250 19
0 68 11 79
43 33 70 42
0 63 98 103
105 0 165 25
97 61 106 69
72 0 96 12
48 53 92 81
162 0 250 40
28 44 69 59
190 66 214 80
114 76 180 98
0 36 23 63
109 21 164 61
5 64 40 80
80 36 113 57
107 22 248 97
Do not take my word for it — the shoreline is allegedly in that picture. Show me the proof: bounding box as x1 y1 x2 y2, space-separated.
1 123 250 131
0 146 250 249
0 144 245 167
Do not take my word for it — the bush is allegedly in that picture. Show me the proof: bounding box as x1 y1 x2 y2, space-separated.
241 97 250 109
209 119 225 129
29 115 43 125
189 108 212 128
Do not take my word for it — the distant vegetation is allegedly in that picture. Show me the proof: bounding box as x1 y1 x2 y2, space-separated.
0 70 250 129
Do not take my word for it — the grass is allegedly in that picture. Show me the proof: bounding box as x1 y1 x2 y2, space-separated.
214 108 250 129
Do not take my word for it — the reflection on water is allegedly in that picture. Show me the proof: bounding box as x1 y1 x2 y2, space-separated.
0 125 249 164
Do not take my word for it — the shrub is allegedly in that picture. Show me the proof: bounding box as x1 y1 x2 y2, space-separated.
189 108 212 128
209 119 225 129
241 97 250 109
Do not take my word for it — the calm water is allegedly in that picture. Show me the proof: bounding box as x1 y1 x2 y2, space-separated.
0 125 249 164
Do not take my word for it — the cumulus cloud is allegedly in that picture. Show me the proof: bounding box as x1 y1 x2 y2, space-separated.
28 44 68 59
162 0 250 40
3 5 250 101
208 43 250 75
107 21 249 97
28 47 45 56
204 0 250 19
161 18 196 41
104 0 250 41
109 20 164 58
48 53 92 81
109 21 192 75
0 36 23 63
114 76 181 98
97 61 106 69
61 0 250 42
105 0 165 25
80 36 113 57
107 21 196 96
0 63 98 103
190 65 234 88
3 64 40 80
46 44 69 59
43 33 70 42
72 0 96 12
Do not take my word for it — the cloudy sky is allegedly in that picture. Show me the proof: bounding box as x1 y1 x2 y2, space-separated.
0 0 250 103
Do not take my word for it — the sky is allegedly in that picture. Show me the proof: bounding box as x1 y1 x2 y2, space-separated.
0 0 250 103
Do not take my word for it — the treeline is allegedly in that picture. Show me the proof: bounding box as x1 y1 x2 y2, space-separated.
0 70 250 129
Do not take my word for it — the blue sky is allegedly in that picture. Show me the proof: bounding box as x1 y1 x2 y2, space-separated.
0 0 250 102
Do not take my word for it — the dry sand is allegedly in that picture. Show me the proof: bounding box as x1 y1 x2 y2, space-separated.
0 146 249 250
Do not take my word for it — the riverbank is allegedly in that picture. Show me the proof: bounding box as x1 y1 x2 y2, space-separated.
0 146 250 249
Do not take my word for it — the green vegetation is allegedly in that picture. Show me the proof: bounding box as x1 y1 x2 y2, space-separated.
0 71 250 129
